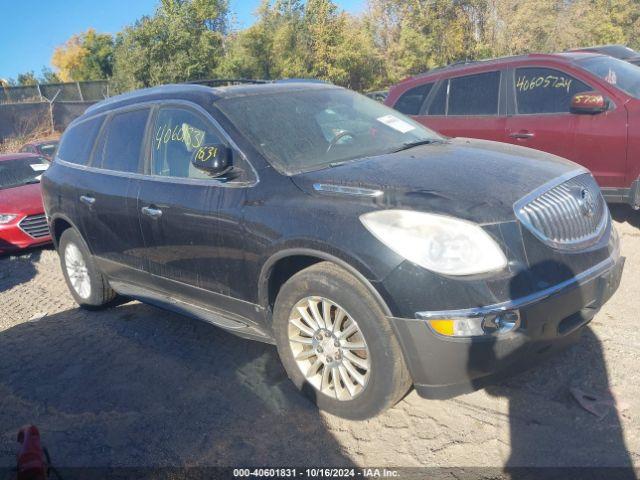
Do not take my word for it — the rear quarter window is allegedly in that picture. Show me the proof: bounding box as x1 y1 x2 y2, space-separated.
56 116 104 165
394 83 433 115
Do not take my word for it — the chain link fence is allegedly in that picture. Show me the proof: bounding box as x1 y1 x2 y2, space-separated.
0 80 109 142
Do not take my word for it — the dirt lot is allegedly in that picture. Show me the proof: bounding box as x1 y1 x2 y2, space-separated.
0 207 638 470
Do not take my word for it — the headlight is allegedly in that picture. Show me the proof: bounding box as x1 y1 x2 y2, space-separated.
0 214 18 225
360 210 507 275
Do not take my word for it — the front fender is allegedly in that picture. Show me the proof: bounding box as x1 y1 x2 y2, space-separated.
257 245 395 319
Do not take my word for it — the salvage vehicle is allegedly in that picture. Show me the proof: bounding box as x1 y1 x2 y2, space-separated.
0 153 51 253
19 139 59 161
42 83 624 419
385 52 640 208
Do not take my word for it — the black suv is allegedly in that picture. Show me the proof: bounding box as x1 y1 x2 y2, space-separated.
42 83 624 419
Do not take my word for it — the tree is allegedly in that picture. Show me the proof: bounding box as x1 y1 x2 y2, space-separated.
51 29 115 81
112 0 229 92
217 0 307 80
40 67 61 84
15 71 38 86
217 0 382 90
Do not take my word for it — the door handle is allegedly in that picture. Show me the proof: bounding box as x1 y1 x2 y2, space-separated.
79 195 95 206
509 131 535 139
141 206 163 219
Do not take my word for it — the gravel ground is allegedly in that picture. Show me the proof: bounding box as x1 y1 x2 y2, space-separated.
0 207 638 470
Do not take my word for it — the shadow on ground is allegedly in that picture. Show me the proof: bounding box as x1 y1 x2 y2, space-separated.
610 205 639 229
0 246 50 293
470 259 634 472
0 302 353 468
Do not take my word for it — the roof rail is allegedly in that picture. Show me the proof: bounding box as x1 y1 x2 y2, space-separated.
186 78 268 87
187 77 329 86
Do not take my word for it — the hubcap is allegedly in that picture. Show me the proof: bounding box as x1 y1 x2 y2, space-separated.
288 296 370 401
64 242 91 299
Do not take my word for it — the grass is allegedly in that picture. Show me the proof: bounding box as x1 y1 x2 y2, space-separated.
0 112 59 156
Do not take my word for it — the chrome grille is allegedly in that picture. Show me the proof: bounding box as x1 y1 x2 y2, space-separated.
19 214 50 239
515 172 608 251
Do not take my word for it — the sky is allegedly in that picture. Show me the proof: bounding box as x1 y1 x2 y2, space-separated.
0 0 365 81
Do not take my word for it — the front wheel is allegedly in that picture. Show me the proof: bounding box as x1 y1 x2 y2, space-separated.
273 262 411 419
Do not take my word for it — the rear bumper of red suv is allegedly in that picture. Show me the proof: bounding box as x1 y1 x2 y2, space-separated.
0 216 51 254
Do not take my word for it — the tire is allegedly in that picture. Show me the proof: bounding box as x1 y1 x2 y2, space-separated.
273 261 411 419
58 228 117 309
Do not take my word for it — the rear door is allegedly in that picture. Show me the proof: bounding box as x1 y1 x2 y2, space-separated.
505 67 591 163
79 107 150 281
413 71 507 141
52 115 105 245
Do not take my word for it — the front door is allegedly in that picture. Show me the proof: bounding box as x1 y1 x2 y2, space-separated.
137 105 253 316
504 66 623 181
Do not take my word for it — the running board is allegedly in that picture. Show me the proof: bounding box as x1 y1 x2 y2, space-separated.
110 280 274 343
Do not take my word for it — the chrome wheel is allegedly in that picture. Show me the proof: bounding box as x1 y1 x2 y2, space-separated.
288 296 370 401
64 242 91 299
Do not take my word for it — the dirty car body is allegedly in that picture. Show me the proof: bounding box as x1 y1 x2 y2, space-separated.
42 83 623 416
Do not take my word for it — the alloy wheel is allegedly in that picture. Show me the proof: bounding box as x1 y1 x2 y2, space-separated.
64 242 91 299
288 296 370 401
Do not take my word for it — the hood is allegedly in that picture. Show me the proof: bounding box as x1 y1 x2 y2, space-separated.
292 137 584 224
0 182 45 215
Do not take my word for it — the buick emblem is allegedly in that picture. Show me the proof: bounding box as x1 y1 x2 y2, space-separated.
578 188 596 218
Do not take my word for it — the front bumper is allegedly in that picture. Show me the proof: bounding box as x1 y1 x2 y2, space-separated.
0 222 51 254
388 252 625 399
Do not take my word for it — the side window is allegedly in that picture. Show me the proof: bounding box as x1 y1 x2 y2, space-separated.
448 71 500 115
57 116 104 165
427 82 447 115
95 109 149 173
515 68 591 114
394 83 433 115
151 107 224 179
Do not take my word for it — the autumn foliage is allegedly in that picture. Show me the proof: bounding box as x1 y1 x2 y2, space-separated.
43 0 640 92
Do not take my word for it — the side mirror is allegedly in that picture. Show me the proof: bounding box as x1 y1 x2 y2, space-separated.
570 91 609 114
190 144 232 177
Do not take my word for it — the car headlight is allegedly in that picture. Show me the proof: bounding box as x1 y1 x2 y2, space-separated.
0 214 18 225
360 210 507 275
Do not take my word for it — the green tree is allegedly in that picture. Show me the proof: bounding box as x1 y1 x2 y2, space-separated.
40 67 61 84
218 0 382 89
14 71 38 86
112 0 229 92
52 29 114 81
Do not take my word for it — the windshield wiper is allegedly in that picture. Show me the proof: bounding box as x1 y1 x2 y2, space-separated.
392 139 438 153
23 179 41 185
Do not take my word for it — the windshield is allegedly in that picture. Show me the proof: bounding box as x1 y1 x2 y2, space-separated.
0 157 49 190
577 56 640 99
39 143 57 157
216 87 443 174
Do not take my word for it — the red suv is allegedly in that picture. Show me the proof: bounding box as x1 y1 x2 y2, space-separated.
0 153 52 254
385 52 640 208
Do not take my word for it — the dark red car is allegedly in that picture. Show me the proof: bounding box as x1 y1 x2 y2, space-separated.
0 153 52 254
19 139 59 161
385 52 640 208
